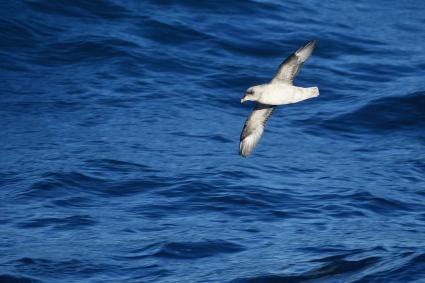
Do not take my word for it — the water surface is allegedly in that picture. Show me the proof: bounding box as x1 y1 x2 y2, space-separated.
1 1 425 282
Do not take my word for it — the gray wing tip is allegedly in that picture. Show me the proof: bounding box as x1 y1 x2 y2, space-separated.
239 140 251 157
307 39 317 50
304 39 317 48
272 39 317 83
239 152 250 158
240 153 249 158
296 39 317 57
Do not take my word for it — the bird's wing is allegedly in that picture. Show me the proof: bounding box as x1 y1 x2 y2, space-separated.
271 40 316 84
240 103 276 157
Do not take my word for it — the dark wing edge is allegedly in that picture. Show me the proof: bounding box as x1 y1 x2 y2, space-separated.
271 40 316 84
239 103 276 157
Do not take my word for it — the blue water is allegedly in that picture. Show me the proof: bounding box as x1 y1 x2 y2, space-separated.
1 1 425 282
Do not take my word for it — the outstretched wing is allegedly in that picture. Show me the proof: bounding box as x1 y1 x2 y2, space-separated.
271 40 316 84
239 103 276 157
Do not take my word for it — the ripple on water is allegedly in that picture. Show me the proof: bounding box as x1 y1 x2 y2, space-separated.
154 240 245 259
319 91 425 137
1 0 425 282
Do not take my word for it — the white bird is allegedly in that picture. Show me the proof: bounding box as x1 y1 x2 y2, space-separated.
239 40 319 157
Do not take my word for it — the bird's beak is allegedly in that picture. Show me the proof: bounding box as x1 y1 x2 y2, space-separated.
240 96 246 104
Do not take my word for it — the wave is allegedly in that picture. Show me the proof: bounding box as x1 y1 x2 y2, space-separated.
359 252 425 282
9 257 118 280
31 38 140 67
318 91 425 137
2 0 425 282
0 275 42 283
25 0 131 20
154 240 245 259
231 256 380 283
22 170 167 200
17 214 96 230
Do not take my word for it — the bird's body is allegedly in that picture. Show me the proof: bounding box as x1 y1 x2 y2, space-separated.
253 83 319 106
239 40 319 157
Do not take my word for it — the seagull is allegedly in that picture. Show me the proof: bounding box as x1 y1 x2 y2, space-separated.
239 40 319 157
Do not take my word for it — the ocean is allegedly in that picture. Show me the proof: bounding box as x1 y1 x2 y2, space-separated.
1 0 425 282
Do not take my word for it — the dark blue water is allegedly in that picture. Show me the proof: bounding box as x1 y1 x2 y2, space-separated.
1 1 425 282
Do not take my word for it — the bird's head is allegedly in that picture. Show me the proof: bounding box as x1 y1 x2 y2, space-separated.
240 85 264 104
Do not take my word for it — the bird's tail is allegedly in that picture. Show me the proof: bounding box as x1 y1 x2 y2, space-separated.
309 87 319 98
288 86 319 104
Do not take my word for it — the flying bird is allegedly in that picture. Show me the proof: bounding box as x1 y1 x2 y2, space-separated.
239 40 319 157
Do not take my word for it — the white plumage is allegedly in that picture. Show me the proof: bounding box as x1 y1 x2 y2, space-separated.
239 40 319 157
